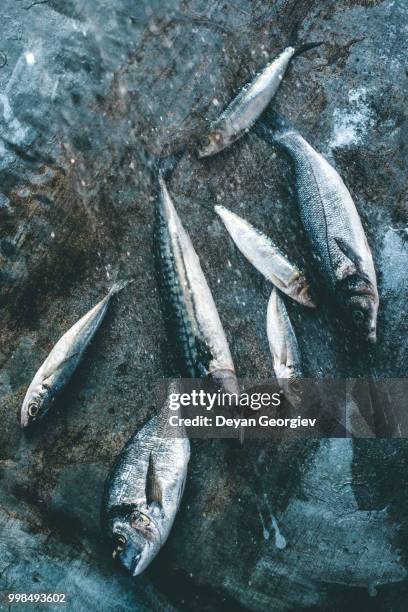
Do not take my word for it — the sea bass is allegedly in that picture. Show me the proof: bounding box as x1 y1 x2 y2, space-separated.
256 111 379 342
102 381 190 576
156 176 239 395
20 280 132 428
267 287 302 406
198 43 321 158
215 205 315 308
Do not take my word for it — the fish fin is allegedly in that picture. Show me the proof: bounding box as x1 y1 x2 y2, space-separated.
146 452 163 507
255 108 294 143
156 151 184 182
293 41 324 58
42 351 81 380
108 278 134 298
176 473 187 508
334 237 362 270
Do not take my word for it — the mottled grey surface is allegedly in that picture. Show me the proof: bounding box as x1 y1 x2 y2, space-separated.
0 0 407 610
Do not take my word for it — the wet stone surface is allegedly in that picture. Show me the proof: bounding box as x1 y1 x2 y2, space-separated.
0 0 407 610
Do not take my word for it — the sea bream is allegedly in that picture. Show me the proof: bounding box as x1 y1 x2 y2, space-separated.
20 280 132 428
267 287 302 406
197 43 321 158
256 110 379 342
215 205 315 308
101 381 190 576
156 176 239 395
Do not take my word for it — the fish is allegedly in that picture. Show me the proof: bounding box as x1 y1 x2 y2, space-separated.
156 176 239 396
256 110 379 342
267 287 302 406
20 280 132 428
197 42 322 158
215 205 315 307
101 380 190 576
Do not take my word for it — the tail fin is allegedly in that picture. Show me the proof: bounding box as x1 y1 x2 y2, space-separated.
108 278 134 298
293 41 324 58
254 108 294 144
155 151 184 182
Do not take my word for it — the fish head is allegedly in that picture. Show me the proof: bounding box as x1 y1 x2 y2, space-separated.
277 373 303 408
348 294 378 343
339 276 378 343
197 130 226 158
291 275 316 308
110 507 161 576
20 384 52 428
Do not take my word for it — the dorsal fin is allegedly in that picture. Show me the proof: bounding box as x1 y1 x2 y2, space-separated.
146 452 163 507
176 474 187 508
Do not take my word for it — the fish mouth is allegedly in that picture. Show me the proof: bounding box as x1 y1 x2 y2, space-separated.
20 408 32 429
117 547 143 576
367 330 377 344
129 553 142 576
300 290 317 309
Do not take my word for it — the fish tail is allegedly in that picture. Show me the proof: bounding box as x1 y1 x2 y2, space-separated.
155 151 184 182
108 278 134 298
255 108 294 144
292 41 324 59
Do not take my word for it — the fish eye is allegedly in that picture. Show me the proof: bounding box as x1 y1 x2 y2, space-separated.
352 310 364 324
114 534 127 551
28 402 40 417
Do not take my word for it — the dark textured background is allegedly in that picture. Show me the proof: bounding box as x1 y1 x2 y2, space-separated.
0 1 407 610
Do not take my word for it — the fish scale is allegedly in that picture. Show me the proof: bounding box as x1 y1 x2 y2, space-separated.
257 113 379 341
276 130 377 284
156 207 199 376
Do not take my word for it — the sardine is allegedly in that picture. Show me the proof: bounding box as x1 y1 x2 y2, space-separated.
156 176 239 395
20 280 132 428
215 205 315 308
267 287 302 406
256 110 379 342
197 43 322 158
267 288 302 379
101 381 190 576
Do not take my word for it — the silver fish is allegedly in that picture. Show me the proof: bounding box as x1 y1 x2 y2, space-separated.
198 47 295 158
256 112 379 342
156 177 239 396
267 287 302 406
20 280 132 428
102 381 190 576
198 43 321 158
215 205 315 308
